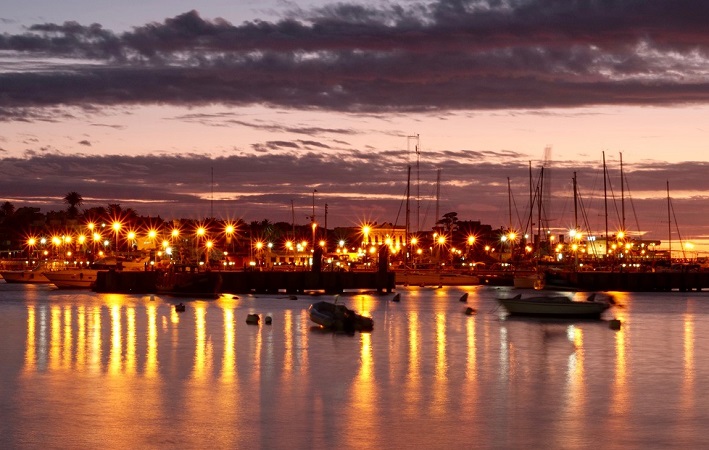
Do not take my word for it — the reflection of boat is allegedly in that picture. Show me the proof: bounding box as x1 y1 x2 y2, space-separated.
395 270 480 286
308 301 374 333
497 293 610 319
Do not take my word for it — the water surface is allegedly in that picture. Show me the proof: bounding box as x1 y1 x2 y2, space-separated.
1 283 708 449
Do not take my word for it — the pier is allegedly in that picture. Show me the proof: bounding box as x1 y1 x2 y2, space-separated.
94 269 395 295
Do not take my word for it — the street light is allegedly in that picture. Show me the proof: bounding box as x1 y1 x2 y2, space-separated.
112 221 122 253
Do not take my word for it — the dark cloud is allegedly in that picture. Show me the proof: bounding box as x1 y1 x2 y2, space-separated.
2 1 709 114
78 140 91 146
0 151 704 239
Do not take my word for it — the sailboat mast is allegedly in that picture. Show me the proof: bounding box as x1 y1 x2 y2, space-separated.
435 169 441 226
573 172 578 231
667 181 671 262
620 152 625 233
603 151 608 243
406 165 411 266
537 167 544 259
507 177 512 231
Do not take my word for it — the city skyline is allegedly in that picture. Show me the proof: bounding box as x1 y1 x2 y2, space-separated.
2 1 709 253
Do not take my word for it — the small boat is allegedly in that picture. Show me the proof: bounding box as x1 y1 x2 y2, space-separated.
497 293 610 319
308 301 374 333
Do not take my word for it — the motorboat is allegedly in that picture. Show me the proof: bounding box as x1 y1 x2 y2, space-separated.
308 300 374 333
0 268 51 284
496 292 611 319
43 255 150 289
43 268 101 289
0 261 60 284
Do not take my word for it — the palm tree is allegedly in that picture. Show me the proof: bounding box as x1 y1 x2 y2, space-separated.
64 191 84 218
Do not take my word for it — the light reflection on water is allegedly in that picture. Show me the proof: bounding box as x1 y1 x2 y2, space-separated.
3 285 709 448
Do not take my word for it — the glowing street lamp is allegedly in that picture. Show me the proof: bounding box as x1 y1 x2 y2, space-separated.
112 221 122 252
205 240 213 265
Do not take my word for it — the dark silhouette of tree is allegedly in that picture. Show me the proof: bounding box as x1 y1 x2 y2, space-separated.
64 192 84 217
437 212 459 233
1 201 15 217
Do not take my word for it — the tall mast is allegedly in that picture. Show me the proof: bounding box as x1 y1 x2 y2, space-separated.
667 181 671 262
620 152 625 233
407 134 420 232
603 151 608 242
416 136 421 232
435 168 441 226
536 167 544 259
507 177 512 231
528 161 533 239
405 165 411 266
573 172 578 269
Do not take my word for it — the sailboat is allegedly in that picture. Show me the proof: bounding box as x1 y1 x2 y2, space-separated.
497 292 611 319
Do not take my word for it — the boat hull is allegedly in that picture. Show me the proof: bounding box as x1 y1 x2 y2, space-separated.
497 295 610 319
0 271 51 283
43 270 100 289
308 301 374 332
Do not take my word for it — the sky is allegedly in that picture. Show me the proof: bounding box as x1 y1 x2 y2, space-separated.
2 0 709 255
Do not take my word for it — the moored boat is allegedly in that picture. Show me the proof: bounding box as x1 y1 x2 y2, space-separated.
0 261 60 284
497 292 611 319
308 300 374 332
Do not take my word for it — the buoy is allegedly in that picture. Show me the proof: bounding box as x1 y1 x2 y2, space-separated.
289 295 298 300
246 313 260 324
175 303 186 312
392 293 401 302
150 295 155 302
265 316 272 325
459 292 469 303
465 307 476 316
609 319 622 330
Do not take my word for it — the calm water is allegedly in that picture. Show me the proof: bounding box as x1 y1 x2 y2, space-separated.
1 282 709 449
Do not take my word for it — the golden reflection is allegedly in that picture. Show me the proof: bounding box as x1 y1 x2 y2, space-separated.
404 312 420 415
682 311 695 412
283 310 293 377
62 306 72 370
109 305 122 375
146 304 158 378
24 305 36 372
76 306 86 369
611 316 628 417
89 306 102 373
298 311 309 374
221 307 235 382
38 304 48 371
466 316 477 381
126 307 136 374
193 304 212 380
170 308 180 324
565 326 585 408
49 305 61 371
346 332 377 442
431 312 448 415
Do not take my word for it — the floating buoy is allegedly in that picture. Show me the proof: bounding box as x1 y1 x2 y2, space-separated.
265 316 272 325
150 295 155 302
289 295 298 300
609 319 622 330
246 313 260 324
392 293 401 302
465 307 476 316
175 303 186 312
459 293 469 303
